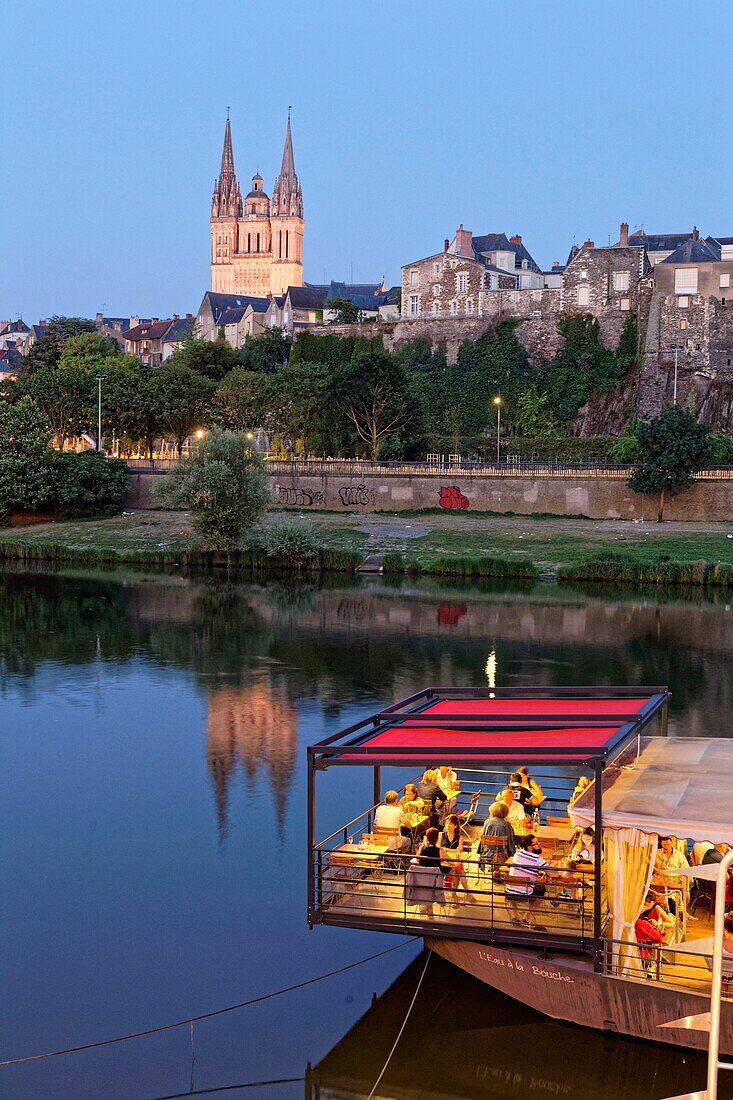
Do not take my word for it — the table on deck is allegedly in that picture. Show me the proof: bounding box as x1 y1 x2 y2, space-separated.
536 823 576 843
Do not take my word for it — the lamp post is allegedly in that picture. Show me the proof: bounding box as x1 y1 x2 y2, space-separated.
492 396 502 465
670 344 682 405
95 373 107 451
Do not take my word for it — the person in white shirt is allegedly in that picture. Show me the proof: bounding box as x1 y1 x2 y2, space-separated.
436 765 458 793
374 791 410 850
499 787 527 832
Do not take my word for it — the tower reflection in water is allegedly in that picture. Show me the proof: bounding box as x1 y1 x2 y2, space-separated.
205 674 297 839
307 952 724 1100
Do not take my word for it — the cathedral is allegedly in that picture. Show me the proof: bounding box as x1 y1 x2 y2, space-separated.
210 113 304 297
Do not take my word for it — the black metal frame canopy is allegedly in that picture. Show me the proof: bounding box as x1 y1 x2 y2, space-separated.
307 685 670 965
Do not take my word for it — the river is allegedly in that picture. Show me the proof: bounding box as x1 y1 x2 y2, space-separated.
2 564 732 1099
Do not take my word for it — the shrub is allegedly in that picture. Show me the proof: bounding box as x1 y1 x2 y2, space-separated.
0 396 56 521
156 429 270 549
53 451 129 518
259 518 323 566
382 551 406 573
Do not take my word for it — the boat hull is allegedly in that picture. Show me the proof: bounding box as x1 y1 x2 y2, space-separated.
428 936 733 1054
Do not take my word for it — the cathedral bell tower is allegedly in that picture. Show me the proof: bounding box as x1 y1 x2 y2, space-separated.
269 115 304 295
210 113 242 293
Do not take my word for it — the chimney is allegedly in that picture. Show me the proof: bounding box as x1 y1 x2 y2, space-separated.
454 224 473 257
152 316 159 323
619 221 629 247
692 226 700 242
583 239 595 249
95 311 104 325
173 314 179 321
186 313 193 319
443 238 450 252
130 315 140 329
509 235 522 245
552 261 560 270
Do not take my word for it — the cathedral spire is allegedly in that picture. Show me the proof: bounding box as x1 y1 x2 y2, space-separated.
272 113 303 218
212 113 242 218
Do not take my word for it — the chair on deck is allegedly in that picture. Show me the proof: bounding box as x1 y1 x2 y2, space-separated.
477 835 508 879
373 826 409 873
456 791 481 843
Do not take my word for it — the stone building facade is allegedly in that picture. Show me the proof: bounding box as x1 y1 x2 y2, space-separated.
210 114 304 297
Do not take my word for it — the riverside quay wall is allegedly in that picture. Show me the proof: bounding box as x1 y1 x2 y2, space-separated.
126 466 733 521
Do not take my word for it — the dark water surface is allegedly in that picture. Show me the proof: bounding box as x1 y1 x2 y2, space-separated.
2 565 733 1100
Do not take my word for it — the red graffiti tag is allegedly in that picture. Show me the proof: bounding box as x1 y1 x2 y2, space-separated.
439 486 469 510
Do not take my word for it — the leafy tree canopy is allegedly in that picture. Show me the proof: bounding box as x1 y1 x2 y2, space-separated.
153 362 215 455
213 368 272 433
628 405 713 521
23 316 97 373
331 349 415 459
166 336 234 381
0 396 56 519
232 327 292 373
156 428 270 549
325 297 360 324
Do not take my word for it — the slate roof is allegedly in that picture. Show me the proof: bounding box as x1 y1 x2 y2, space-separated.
202 292 271 323
710 236 733 246
625 230 692 252
125 320 174 342
0 319 29 335
661 238 721 264
383 286 401 304
288 286 330 309
472 232 542 274
0 346 22 368
29 324 47 339
162 318 195 343
218 307 247 325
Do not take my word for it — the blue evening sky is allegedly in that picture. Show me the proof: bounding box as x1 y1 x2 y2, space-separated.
2 0 729 323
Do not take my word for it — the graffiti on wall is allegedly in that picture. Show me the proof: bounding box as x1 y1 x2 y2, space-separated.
274 485 325 507
338 484 374 507
439 486 469 510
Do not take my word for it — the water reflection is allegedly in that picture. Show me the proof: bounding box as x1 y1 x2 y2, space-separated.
3 564 733 1098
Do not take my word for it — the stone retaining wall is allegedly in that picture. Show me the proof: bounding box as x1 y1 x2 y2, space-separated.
126 469 733 521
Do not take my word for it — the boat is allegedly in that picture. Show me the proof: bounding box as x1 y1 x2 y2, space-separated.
307 685 733 1054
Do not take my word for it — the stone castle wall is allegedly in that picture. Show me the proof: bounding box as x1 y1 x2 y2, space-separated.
126 469 733 522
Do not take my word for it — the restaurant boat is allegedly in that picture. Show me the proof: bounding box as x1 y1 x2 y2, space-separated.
307 686 733 1053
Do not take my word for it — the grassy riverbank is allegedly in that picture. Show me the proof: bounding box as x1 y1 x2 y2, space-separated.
2 510 733 580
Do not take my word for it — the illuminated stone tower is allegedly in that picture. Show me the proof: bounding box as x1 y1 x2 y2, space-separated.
209 113 304 296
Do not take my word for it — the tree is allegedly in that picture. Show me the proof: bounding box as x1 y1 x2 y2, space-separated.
22 363 95 446
156 429 271 549
213 368 272 432
332 349 412 458
53 451 129 518
0 397 55 520
628 405 713 522
153 363 214 455
165 336 234 382
514 391 558 439
325 297 360 324
232 327 292 373
269 361 331 454
23 316 97 373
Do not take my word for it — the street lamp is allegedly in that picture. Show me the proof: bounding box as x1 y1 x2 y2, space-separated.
670 344 683 405
95 373 107 451
492 396 502 465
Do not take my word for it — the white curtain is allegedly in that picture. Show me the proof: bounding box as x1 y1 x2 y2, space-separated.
604 826 658 975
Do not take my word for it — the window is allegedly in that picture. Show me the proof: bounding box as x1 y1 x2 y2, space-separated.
580 269 588 280
449 300 458 315
521 259 528 270
577 285 590 307
680 318 688 329
613 271 630 292
620 297 630 311
433 262 441 274
409 294 419 316
466 298 474 314
432 301 440 315
456 272 468 293
721 274 731 289
433 284 441 296
410 270 419 287
677 296 689 309
675 268 698 294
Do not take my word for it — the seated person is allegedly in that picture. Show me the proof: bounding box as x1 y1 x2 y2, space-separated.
635 910 664 977
701 841 733 907
505 834 552 929
516 765 545 807
418 769 448 827
655 836 690 911
440 814 476 903
400 783 424 814
436 764 459 793
480 801 517 869
569 827 596 868
639 890 675 946
418 827 451 874
498 786 527 832
374 790 410 851
509 771 535 811
569 776 590 808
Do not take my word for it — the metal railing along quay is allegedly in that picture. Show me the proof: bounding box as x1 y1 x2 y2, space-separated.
124 455 733 480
